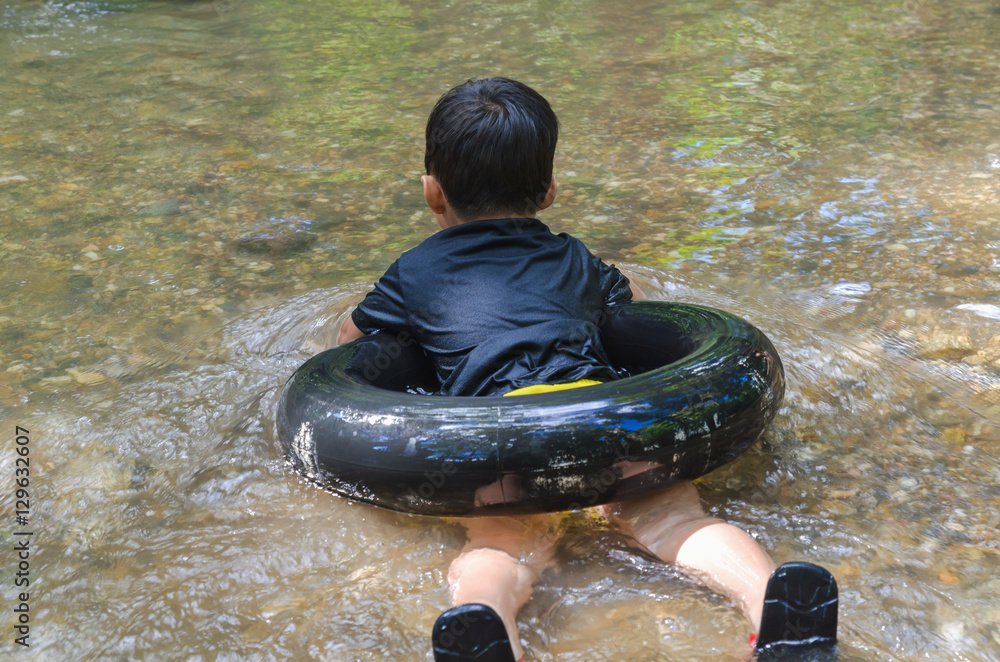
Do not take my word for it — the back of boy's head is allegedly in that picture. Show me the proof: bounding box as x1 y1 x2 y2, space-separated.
425 77 558 220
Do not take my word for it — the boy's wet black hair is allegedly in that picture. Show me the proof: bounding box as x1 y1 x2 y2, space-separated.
425 77 558 220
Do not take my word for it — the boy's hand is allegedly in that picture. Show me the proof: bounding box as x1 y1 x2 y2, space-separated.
337 313 365 344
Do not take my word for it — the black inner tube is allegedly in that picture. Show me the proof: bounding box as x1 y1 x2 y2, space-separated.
278 301 784 516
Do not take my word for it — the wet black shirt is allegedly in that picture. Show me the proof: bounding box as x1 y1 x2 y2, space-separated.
351 218 632 396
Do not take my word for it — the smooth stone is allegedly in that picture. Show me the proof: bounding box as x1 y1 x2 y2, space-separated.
138 199 183 217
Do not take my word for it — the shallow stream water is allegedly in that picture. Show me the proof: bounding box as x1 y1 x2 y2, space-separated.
1 0 999 660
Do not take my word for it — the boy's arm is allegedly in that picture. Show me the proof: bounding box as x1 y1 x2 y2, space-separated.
337 311 365 344
336 259 407 345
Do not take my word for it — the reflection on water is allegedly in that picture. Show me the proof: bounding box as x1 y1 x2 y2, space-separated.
1 0 999 659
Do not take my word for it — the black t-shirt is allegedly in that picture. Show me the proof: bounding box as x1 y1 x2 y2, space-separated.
351 217 632 396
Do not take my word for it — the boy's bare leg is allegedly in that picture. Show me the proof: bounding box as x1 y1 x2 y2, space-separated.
602 481 775 630
447 516 560 660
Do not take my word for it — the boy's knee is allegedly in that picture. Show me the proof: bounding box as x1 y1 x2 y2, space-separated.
447 547 548 604
448 547 519 581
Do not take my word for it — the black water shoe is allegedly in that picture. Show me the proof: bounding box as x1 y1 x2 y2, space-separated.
432 603 518 662
754 561 838 656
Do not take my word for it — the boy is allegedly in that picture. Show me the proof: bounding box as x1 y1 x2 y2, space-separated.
338 77 838 661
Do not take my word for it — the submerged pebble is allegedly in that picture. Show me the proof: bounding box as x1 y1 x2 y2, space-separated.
137 199 183 217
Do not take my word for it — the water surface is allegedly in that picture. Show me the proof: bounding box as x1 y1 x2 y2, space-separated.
1 0 999 659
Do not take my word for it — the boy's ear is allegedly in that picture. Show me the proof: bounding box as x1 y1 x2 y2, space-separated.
421 175 446 215
538 175 558 211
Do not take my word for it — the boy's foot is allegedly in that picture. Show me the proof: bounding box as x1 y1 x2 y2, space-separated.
432 603 519 662
754 562 838 656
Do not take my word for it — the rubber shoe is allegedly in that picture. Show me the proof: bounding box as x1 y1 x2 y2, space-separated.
432 603 518 662
755 562 838 655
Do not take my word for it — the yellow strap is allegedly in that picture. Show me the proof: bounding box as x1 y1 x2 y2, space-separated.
503 378 603 397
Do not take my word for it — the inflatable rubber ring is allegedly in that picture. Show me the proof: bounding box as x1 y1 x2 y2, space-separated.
277 301 784 516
